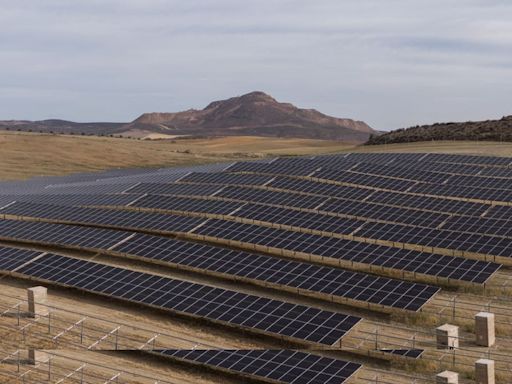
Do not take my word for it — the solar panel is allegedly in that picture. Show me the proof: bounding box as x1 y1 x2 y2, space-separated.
191 219 500 284
130 195 244 215
113 233 440 311
225 161 322 176
445 174 512 191
13 253 361 345
0 246 43 271
366 190 490 216
311 169 418 191
0 193 141 207
0 218 133 250
485 205 512 220
267 177 374 200
180 172 274 186
0 201 207 234
232 204 364 235
379 349 424 359
354 222 512 259
124 183 222 197
319 199 450 228
154 350 362 384
441 215 512 238
338 163 449 184
215 185 327 210
409 183 512 203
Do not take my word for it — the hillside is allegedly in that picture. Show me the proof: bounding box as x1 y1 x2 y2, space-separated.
125 91 376 142
366 115 512 145
0 92 376 142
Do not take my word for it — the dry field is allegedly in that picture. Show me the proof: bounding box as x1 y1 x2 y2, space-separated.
3 130 512 181
0 131 355 180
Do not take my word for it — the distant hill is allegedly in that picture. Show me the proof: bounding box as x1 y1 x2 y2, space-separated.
0 119 126 136
0 92 375 142
366 116 512 145
124 91 375 142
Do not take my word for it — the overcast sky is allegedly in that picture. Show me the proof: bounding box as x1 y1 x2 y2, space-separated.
1 0 511 130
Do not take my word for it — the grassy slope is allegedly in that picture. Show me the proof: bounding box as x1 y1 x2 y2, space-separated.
0 132 354 180
2 131 512 181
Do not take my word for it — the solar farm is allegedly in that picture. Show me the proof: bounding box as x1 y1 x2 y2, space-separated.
0 152 512 383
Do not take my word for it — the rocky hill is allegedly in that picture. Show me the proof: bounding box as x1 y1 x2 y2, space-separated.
366 116 512 145
124 91 375 142
0 92 375 142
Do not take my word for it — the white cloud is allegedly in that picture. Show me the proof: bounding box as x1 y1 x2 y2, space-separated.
0 0 510 129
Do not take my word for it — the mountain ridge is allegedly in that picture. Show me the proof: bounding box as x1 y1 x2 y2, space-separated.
0 92 375 142
125 91 375 141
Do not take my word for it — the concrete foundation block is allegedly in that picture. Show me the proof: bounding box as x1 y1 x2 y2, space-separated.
28 350 48 365
475 312 495 347
475 359 495 384
436 324 459 349
436 370 459 384
27 286 49 318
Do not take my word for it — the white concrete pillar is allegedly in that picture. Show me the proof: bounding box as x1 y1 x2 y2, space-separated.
27 286 49 318
436 371 459 384
475 312 495 347
436 324 459 349
475 359 495 384
28 350 48 365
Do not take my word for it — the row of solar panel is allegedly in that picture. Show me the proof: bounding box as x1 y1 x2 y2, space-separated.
0 246 359 346
153 349 362 384
112 233 440 311
177 172 512 216
229 157 512 189
353 222 510 257
190 219 501 282
3 180 503 224
0 203 501 284
0 218 440 310
1 201 207 233
179 170 512 203
274 152 512 168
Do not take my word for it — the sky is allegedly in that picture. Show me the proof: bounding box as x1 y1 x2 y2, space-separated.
0 0 511 131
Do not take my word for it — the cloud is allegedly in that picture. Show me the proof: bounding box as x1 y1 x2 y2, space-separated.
0 0 511 129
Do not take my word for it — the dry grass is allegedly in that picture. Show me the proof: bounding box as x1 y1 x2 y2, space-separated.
0 132 355 181
4 131 512 182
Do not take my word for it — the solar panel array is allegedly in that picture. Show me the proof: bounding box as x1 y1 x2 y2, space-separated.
1 201 206 234
0 216 441 310
2 152 512 364
113 233 439 311
192 219 499 284
0 218 133 250
0 249 360 345
155 349 361 384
